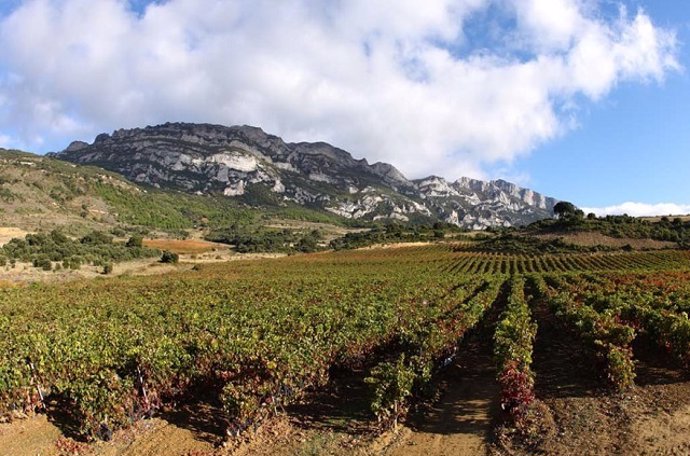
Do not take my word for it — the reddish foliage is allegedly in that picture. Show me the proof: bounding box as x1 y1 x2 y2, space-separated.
499 361 535 426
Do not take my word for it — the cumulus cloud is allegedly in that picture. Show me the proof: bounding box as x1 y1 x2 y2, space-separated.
0 0 679 180
582 202 690 217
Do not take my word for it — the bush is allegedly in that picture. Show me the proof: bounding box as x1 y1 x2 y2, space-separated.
125 236 143 248
160 251 179 264
80 231 113 245
33 257 52 271
1 230 158 270
103 263 113 275
110 227 126 237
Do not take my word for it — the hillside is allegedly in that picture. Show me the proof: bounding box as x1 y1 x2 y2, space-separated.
56 122 558 229
0 148 345 237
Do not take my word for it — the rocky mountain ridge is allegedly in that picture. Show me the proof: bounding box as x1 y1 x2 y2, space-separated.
57 122 558 228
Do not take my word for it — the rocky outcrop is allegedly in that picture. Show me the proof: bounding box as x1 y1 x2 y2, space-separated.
56 122 557 228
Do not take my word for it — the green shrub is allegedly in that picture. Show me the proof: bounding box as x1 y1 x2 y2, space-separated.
110 227 126 237
1 229 158 269
126 236 143 248
80 231 113 245
160 251 179 264
33 257 52 271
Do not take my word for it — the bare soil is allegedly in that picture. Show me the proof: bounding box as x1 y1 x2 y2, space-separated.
495 302 690 456
0 414 218 456
385 341 500 456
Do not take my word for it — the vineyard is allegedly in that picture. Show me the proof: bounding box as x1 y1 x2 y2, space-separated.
1 242 690 454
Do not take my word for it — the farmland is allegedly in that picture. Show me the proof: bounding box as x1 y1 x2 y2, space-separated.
1 243 690 455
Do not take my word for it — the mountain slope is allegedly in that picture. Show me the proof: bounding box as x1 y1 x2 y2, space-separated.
57 122 558 228
0 148 341 236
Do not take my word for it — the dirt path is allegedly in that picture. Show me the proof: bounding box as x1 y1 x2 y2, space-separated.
387 357 499 456
384 296 503 456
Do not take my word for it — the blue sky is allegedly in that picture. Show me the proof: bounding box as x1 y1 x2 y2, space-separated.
0 0 688 215
515 1 690 212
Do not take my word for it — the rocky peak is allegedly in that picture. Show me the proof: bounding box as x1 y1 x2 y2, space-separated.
57 122 558 229
64 141 89 152
370 162 410 186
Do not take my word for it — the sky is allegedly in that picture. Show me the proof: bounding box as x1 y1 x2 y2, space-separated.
0 0 688 216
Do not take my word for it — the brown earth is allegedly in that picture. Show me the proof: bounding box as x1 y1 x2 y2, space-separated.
495 301 690 456
515 356 690 456
0 415 217 456
385 339 500 456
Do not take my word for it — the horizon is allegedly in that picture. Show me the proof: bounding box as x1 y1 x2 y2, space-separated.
0 1 689 216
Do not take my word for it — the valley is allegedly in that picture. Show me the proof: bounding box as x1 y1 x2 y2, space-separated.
2 0 690 454
0 125 689 456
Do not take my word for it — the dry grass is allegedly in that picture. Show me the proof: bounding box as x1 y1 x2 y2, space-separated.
143 239 223 254
264 219 369 242
535 232 676 250
0 227 31 246
356 241 433 250
0 250 287 286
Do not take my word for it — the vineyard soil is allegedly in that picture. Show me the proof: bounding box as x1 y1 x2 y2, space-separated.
386 328 500 456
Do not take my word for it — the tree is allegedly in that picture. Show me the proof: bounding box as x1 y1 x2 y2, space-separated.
554 201 576 218
554 201 584 221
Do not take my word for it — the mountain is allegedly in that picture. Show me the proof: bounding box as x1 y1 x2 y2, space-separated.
0 147 349 239
56 122 558 228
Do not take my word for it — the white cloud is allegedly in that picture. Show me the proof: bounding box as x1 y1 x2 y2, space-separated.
582 202 690 217
0 0 679 180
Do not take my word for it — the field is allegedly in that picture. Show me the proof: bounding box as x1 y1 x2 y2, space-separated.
142 239 224 255
1 243 690 455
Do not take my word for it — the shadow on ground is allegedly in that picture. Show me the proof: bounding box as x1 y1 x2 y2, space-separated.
531 300 601 400
159 400 228 446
